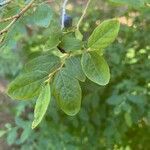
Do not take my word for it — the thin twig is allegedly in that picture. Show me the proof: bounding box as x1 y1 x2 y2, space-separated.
0 0 35 35
0 0 52 23
61 0 68 30
45 53 70 83
76 0 91 30
0 15 18 23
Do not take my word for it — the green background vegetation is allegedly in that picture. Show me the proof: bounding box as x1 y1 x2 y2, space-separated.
0 0 150 149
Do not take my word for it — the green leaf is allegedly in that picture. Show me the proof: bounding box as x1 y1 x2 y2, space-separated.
109 0 146 8
124 112 132 127
19 123 32 144
145 0 150 3
75 30 83 41
1 17 27 49
33 4 53 27
81 52 110 85
32 84 51 129
60 34 82 52
127 95 146 105
24 54 61 73
88 19 120 52
7 71 48 100
65 56 86 82
7 127 17 145
107 95 125 105
45 21 62 48
0 130 6 138
53 69 82 116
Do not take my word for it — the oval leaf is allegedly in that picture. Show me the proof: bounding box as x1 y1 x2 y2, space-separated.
88 19 120 52
45 21 62 48
81 52 110 85
32 84 51 129
24 54 61 73
33 4 53 27
109 0 145 8
53 69 82 116
60 34 82 52
7 71 48 100
65 56 86 82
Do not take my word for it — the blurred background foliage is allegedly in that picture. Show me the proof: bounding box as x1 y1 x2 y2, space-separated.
0 0 150 149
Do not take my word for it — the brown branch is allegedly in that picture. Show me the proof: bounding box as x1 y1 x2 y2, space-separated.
0 0 35 35
0 15 19 23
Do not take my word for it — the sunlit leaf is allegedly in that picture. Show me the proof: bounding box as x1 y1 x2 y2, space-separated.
7 71 48 100
81 52 110 85
88 19 120 53
32 84 51 129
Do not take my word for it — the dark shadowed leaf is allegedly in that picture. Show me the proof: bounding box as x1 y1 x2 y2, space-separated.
53 69 82 116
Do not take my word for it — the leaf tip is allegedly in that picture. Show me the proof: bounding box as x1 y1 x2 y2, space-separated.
65 109 80 116
6 85 13 98
31 121 37 129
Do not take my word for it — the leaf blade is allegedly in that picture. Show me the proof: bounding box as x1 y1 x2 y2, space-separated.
81 52 110 85
33 4 53 27
7 71 48 100
24 54 61 73
53 69 82 116
60 34 82 52
65 56 86 82
32 84 51 129
88 19 120 52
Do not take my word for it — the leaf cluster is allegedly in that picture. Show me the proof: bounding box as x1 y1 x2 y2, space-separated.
5 3 120 128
